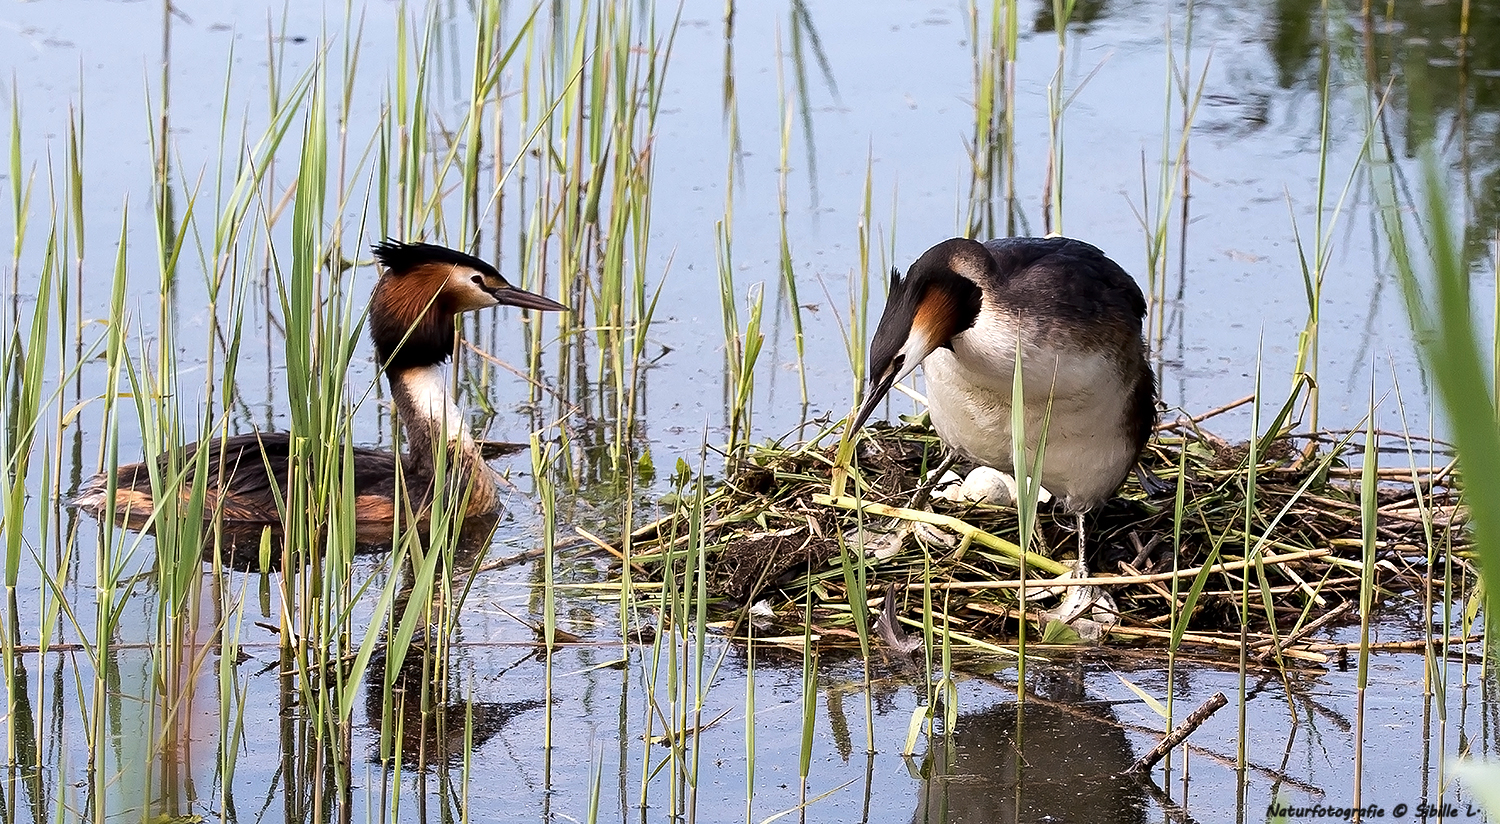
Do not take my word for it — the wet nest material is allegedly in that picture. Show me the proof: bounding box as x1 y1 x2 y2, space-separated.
609 400 1475 667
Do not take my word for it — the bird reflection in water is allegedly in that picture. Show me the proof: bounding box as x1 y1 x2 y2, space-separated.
359 514 546 770
912 669 1147 824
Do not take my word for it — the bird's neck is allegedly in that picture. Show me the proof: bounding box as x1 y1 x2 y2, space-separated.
387 364 498 512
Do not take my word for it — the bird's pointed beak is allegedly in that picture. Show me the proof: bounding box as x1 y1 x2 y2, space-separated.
494 285 568 312
849 367 898 435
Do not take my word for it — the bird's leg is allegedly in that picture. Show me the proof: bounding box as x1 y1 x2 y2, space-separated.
1075 510 1089 578
907 450 960 511
1050 508 1115 634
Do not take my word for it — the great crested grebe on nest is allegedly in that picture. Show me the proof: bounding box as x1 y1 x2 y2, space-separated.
851 236 1159 578
74 240 567 544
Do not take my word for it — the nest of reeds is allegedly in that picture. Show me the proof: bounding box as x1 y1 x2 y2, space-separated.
613 401 1474 666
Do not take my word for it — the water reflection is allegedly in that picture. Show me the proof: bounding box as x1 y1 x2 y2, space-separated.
363 674 542 771
1266 0 1500 266
7 0 1500 821
912 672 1145 824
1359 0 1499 265
1033 0 1110 33
362 514 542 781
2 656 43 824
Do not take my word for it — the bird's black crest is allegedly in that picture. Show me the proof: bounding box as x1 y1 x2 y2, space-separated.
867 241 984 375
371 239 501 280
867 267 920 381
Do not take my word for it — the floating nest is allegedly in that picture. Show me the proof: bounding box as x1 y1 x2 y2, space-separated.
611 398 1474 667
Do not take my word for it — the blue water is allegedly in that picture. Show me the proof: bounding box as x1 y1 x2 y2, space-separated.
1 0 1495 821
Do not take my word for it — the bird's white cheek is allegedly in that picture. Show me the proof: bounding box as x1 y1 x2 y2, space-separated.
896 328 942 381
445 271 502 311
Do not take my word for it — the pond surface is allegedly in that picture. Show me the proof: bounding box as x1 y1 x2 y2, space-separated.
2 0 1498 822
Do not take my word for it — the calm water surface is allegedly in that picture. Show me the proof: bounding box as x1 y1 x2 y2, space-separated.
2 0 1497 821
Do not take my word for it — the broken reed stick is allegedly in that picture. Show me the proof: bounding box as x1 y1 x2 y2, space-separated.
614 487 735 548
902 547 1332 590
570 526 655 576
1118 561 1183 610
1112 626 1329 663
1124 692 1230 775
1252 602 1354 662
1305 493 1466 527
955 602 1330 661
1155 394 1255 430
1112 627 1485 659
1325 464 1456 480
1303 634 1484 652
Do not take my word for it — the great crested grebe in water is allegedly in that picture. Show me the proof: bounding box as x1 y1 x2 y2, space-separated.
851 236 1157 565
74 240 567 542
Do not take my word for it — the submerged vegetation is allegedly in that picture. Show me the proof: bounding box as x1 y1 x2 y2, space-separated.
0 0 1496 822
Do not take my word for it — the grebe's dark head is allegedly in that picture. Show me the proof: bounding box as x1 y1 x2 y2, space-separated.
850 238 985 432
369 240 567 370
